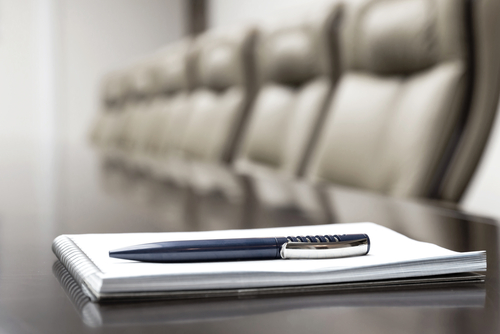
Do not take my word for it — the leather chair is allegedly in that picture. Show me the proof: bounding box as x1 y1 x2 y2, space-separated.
90 70 124 150
150 40 196 160
306 0 474 199
149 28 257 226
180 27 257 165
148 27 257 180
127 40 195 172
436 0 500 202
90 78 109 148
214 2 344 227
95 66 138 162
233 3 342 179
117 58 159 161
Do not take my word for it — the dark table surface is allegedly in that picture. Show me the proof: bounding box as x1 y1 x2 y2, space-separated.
0 139 498 334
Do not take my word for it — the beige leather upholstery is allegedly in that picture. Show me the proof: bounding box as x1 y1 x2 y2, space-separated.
180 27 257 164
150 40 195 158
118 59 159 155
306 0 471 198
234 2 342 179
90 70 125 148
145 31 258 224
121 40 194 170
93 69 133 157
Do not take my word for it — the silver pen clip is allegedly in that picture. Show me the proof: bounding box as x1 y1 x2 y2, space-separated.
280 235 370 259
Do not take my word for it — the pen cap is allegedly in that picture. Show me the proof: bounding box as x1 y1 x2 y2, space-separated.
281 234 370 259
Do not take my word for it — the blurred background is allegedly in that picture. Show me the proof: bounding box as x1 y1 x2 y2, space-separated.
0 0 499 229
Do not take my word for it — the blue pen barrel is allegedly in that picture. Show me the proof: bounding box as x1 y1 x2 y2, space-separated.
110 237 289 263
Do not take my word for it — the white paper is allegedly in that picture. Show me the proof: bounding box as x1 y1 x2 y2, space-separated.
66 223 486 294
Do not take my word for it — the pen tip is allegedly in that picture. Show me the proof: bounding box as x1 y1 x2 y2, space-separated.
109 243 165 261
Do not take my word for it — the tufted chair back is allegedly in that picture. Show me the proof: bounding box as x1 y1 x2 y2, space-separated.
91 70 127 150
233 2 342 179
306 0 472 198
179 27 257 164
142 40 195 159
117 58 162 155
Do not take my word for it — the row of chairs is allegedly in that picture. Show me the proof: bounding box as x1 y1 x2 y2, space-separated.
91 0 500 207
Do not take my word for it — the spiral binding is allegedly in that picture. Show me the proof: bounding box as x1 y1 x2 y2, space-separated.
52 235 102 286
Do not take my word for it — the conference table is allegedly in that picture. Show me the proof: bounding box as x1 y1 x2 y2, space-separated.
0 140 498 334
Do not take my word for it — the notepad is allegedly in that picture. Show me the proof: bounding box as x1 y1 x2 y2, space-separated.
52 223 486 302
53 261 485 327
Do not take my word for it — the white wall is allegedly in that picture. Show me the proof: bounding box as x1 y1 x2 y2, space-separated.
0 0 42 139
0 0 185 223
57 0 186 229
61 0 185 145
208 0 500 220
208 0 313 27
0 0 49 220
0 0 185 143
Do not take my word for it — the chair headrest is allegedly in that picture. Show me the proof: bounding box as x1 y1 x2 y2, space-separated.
256 1 342 86
153 39 193 94
344 0 466 75
101 70 129 105
194 27 256 91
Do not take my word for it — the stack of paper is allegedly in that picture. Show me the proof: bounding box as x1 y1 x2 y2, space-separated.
52 223 486 302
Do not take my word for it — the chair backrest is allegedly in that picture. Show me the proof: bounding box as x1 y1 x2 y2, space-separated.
436 0 500 202
90 70 125 148
93 67 137 155
306 0 472 199
118 57 161 153
100 40 195 164
180 27 257 163
233 2 342 179
144 40 195 157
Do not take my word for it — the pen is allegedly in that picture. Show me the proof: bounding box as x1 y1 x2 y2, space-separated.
109 234 370 262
